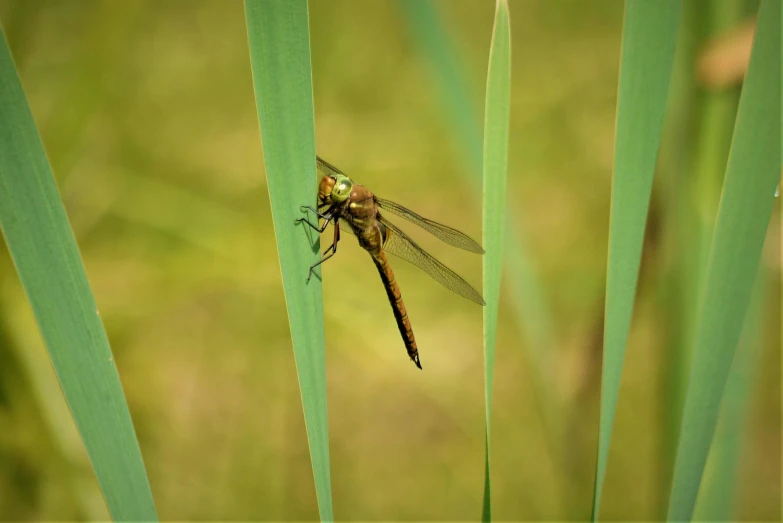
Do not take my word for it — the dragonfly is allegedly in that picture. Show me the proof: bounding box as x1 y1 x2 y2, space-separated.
295 156 485 370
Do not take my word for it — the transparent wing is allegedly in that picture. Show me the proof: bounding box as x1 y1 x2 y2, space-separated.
318 157 482 254
316 156 345 178
375 197 484 254
379 217 485 306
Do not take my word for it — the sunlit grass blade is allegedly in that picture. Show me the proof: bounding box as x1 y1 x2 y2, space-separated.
592 1 681 520
243 1 332 521
481 0 511 520
0 27 157 521
667 1 781 519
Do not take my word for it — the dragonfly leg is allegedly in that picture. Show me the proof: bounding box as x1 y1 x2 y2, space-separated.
307 249 335 283
300 205 332 221
307 221 341 283
295 207 333 233
322 220 340 255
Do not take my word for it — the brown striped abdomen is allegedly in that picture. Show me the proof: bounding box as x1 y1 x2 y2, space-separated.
370 250 421 369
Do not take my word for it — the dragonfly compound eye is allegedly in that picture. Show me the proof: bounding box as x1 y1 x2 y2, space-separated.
331 177 353 203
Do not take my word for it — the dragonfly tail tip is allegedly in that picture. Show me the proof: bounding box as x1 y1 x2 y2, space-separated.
413 354 422 370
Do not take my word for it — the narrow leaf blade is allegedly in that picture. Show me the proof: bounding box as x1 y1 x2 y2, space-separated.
693 274 766 520
398 0 557 433
592 1 681 519
667 1 781 519
243 1 333 520
482 0 511 520
0 27 157 521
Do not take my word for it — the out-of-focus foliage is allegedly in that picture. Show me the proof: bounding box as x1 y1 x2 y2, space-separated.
592 3 681 519
668 1 780 518
0 0 778 520
0 20 156 521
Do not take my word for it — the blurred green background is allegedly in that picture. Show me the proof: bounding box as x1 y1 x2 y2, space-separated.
0 0 779 520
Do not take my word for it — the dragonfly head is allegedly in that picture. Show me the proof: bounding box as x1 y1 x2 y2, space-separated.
330 174 353 203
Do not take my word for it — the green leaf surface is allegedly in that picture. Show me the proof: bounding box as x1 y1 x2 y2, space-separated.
243 1 333 521
481 1 511 520
667 1 781 519
592 1 681 520
693 273 765 520
0 27 157 521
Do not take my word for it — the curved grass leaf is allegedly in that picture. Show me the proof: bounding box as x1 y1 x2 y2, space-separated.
0 27 157 521
667 1 781 519
243 1 333 521
481 1 511 520
592 1 681 519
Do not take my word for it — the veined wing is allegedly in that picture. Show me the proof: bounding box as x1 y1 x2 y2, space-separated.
379 216 485 306
316 156 346 178
376 197 484 254
337 217 484 305
317 156 481 254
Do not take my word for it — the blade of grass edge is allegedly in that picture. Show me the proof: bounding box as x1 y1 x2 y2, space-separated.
481 0 511 520
397 0 560 457
667 1 781 519
398 1 564 516
243 1 333 521
591 1 681 520
0 27 157 521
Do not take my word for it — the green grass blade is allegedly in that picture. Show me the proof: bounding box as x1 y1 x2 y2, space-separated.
592 1 681 520
481 1 511 520
398 4 563 512
0 27 157 521
398 0 556 417
692 273 765 520
667 1 781 519
655 1 745 515
243 1 332 521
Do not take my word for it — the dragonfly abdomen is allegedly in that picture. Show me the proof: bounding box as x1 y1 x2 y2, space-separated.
370 250 421 369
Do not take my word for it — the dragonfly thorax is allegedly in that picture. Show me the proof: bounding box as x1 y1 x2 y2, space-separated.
308 155 486 369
